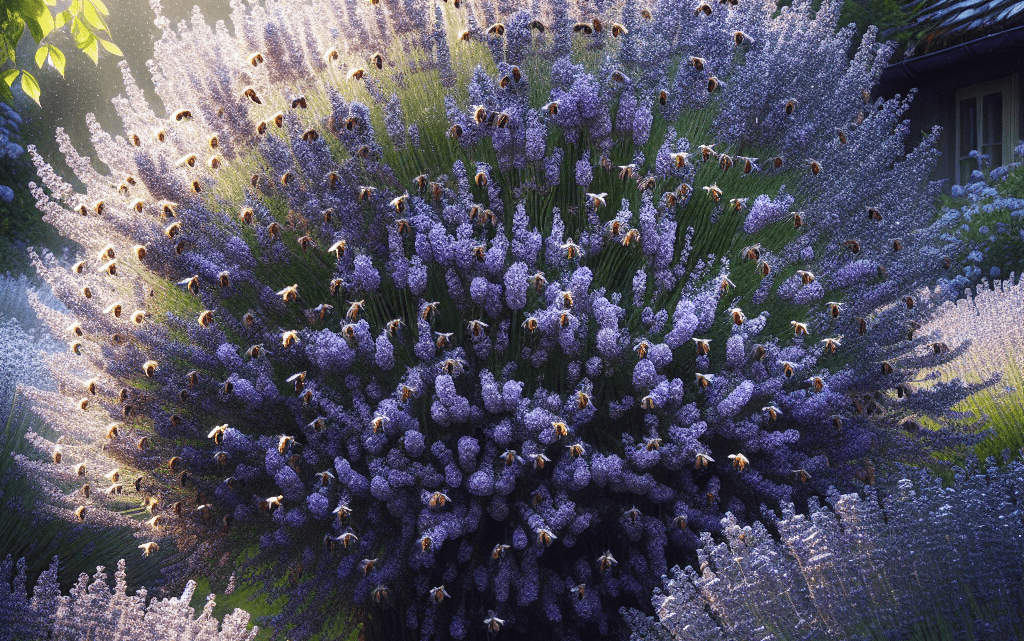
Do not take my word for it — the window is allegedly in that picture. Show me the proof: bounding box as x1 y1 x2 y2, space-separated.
956 75 1020 184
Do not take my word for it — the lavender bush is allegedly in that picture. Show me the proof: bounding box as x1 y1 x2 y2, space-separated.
16 0 980 637
921 274 1024 462
627 459 1024 640
0 555 258 641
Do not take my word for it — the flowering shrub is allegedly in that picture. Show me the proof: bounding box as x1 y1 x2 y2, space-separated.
0 102 25 204
19 0 977 637
0 555 258 641
935 144 1024 299
626 459 1024 640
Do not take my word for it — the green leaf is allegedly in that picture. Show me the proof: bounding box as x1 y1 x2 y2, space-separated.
82 1 108 33
47 44 65 75
71 16 89 47
34 43 48 67
15 0 53 42
89 0 109 16
53 9 71 30
45 0 57 6
19 69 40 105
0 69 20 87
98 38 121 56
69 0 81 15
0 82 13 105
80 33 98 64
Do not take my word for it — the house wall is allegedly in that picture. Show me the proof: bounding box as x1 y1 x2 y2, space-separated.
880 48 1024 189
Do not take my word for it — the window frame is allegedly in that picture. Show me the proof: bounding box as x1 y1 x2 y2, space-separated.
955 74 1019 185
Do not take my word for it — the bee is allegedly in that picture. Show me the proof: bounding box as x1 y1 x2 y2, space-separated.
561 239 582 260
572 22 593 34
598 551 618 573
728 197 747 213
903 296 914 310
466 319 488 338
173 109 192 122
195 310 214 328
242 311 256 327
695 373 714 389
703 184 723 202
741 245 762 262
128 132 142 146
718 153 735 172
610 70 628 84
71 259 86 274
241 86 261 105
551 421 568 440
473 170 489 187
837 129 848 144
658 90 669 106
296 235 316 252
536 528 557 547
434 331 454 350
426 585 451 605
757 259 771 276
98 259 117 275
693 338 712 355
808 376 825 393
487 23 505 36
420 301 440 322
77 397 90 411
585 192 608 209
327 239 348 259
772 156 784 169
670 152 691 169
866 206 883 222
75 506 88 520
277 284 299 303
890 238 903 253
930 342 949 355
262 495 283 513
427 491 451 509
634 340 650 359
857 317 868 335
796 270 815 285
641 7 653 18
291 96 307 109
282 330 299 347
843 238 861 254
707 76 720 92
809 160 823 176
249 52 264 66
103 302 123 318
607 22 628 37
154 128 167 143
164 221 182 239
794 469 812 483
518 316 539 334
783 98 798 115
762 405 782 421
529 452 551 470
729 307 746 325
831 416 844 430
328 502 352 526
389 193 409 214
279 171 295 186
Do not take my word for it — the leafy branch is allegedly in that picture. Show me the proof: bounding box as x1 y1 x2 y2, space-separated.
0 0 122 106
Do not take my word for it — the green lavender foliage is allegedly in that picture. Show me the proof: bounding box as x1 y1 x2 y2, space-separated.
627 459 1024 641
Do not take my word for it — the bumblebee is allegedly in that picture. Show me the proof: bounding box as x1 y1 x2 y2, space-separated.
728 453 749 470
291 96 307 109
572 22 594 34
598 551 618 573
707 76 720 92
173 109 192 122
487 23 505 36
241 86 261 104
866 206 883 221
